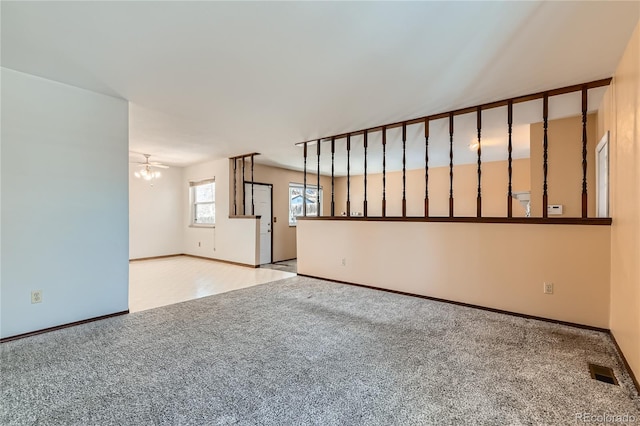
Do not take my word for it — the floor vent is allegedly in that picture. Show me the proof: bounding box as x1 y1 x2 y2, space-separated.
589 363 618 385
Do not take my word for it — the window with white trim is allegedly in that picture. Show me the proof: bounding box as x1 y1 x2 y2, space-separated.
289 183 322 226
190 179 215 225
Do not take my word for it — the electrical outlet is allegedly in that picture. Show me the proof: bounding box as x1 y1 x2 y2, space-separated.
544 282 554 294
31 290 42 304
198 241 201 247
341 258 346 266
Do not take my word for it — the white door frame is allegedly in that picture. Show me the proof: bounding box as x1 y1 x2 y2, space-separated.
245 182 273 264
595 131 609 218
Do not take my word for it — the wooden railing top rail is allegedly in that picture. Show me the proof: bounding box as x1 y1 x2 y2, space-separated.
294 78 612 145
297 217 612 226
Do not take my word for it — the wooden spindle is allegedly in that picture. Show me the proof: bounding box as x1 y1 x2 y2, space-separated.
382 126 387 217
363 130 368 217
543 93 549 218
316 140 321 217
449 113 454 217
402 123 407 217
233 158 237 215
507 100 513 218
346 135 351 217
331 137 335 217
242 157 246 215
477 106 482 218
251 155 255 215
424 119 429 217
303 143 307 217
581 87 588 218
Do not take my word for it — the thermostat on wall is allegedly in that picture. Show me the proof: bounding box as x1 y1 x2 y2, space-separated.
547 205 563 215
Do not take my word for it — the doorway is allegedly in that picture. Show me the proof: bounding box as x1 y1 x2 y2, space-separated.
245 182 273 265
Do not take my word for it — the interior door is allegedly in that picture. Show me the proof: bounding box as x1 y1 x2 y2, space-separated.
245 183 272 264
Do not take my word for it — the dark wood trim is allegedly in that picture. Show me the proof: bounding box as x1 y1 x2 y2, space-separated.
543 93 549 218
476 106 482 218
581 86 588 218
233 158 237 216
346 134 351 217
449 113 454 218
382 126 387 218
363 130 368 217
609 332 640 395
1 310 129 343
294 78 612 145
331 137 335 217
242 158 246 215
243 180 271 187
183 254 259 268
402 123 407 218
129 254 182 262
228 215 261 219
507 100 513 218
250 155 255 216
297 273 609 333
228 152 260 160
303 142 308 217
297 216 612 225
317 140 321 217
425 118 429 218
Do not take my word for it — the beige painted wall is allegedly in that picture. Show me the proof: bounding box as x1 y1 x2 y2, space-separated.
530 114 597 217
183 158 259 266
335 159 531 218
231 161 332 262
298 220 611 328
598 20 640 383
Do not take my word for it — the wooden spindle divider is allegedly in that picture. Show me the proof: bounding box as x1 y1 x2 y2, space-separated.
449 113 454 217
293 78 612 221
233 158 237 215
228 153 260 217
316 140 321 217
346 134 351 217
331 137 335 217
382 126 387 217
581 87 588 218
363 130 368 217
424 119 429 217
250 155 255 215
507 100 513 218
402 123 407 217
543 93 549 218
476 106 482 218
303 142 308 217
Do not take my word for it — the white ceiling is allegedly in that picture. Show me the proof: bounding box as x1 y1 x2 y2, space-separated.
2 1 638 175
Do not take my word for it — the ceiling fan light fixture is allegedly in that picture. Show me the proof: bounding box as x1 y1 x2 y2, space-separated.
131 153 167 183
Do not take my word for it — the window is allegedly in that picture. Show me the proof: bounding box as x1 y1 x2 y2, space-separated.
190 179 215 226
289 183 322 226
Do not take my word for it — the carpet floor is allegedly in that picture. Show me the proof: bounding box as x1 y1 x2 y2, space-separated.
1 276 638 425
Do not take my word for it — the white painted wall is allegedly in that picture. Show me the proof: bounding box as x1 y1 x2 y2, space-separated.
0 68 129 339
298 220 611 328
129 164 183 259
183 158 259 266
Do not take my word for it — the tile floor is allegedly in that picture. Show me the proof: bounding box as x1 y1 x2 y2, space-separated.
260 259 297 274
129 256 295 312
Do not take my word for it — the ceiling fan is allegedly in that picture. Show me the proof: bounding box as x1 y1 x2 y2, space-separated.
131 154 169 182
